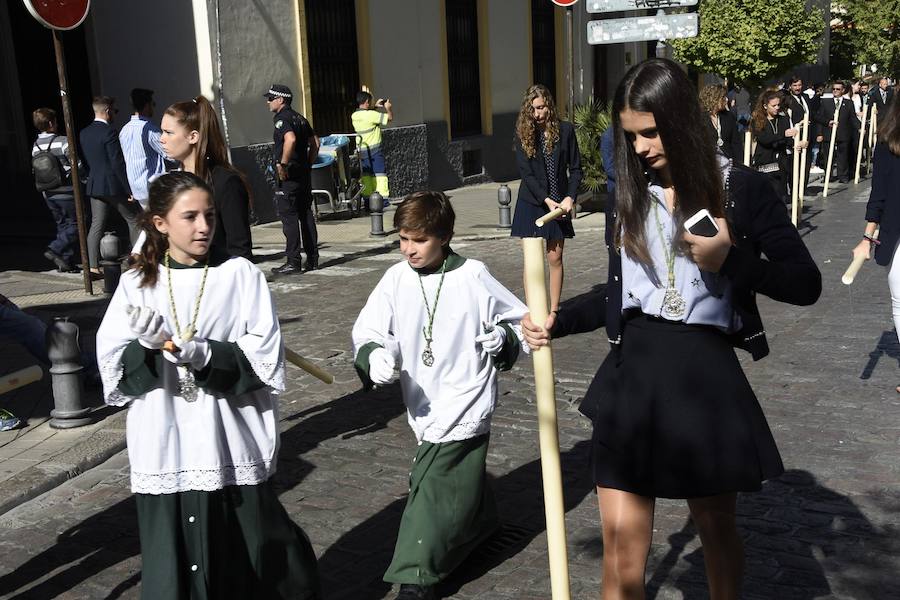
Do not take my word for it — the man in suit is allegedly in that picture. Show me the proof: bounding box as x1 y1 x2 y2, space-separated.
870 77 894 117
79 96 139 277
815 81 859 184
785 76 815 195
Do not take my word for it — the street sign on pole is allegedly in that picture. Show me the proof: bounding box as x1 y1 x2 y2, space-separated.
551 0 579 6
587 12 698 45
23 0 90 30
23 0 93 294
586 0 697 12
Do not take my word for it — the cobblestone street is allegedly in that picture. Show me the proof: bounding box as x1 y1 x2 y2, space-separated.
1 183 899 599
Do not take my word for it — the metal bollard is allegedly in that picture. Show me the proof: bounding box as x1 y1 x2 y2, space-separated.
100 231 122 294
47 317 91 428
369 191 386 237
498 184 512 228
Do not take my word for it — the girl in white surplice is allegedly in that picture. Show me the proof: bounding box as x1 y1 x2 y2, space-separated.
96 171 320 600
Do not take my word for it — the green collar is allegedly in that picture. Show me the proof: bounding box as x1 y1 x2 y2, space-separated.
412 247 466 275
166 247 229 269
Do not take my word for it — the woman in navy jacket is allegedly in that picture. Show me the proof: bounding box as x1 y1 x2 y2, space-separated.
521 59 821 599
852 94 900 391
511 84 582 313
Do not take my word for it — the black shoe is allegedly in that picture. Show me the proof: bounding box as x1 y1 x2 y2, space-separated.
304 256 319 271
271 262 302 275
44 249 76 272
396 584 435 600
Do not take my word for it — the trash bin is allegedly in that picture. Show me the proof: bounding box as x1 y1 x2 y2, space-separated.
320 134 351 188
311 153 337 212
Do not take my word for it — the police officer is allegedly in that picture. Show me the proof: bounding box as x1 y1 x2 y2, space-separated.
266 84 319 275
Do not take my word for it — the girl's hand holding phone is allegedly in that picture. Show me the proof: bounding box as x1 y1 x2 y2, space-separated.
682 213 732 273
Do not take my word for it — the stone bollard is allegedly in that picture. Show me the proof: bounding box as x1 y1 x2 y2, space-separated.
369 191 386 237
498 184 512 228
47 318 91 429
100 231 122 295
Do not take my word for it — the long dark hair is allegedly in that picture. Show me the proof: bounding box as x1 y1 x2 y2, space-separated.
612 58 725 267
133 172 214 288
878 89 900 155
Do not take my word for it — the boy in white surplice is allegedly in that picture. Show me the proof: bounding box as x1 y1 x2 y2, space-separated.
352 191 528 600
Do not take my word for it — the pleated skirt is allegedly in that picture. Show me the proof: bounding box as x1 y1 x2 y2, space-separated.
585 314 784 499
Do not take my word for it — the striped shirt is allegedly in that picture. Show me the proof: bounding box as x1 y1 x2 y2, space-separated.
32 132 75 193
119 115 167 205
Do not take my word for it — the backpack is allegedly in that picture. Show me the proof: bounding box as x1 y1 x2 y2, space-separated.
32 136 68 192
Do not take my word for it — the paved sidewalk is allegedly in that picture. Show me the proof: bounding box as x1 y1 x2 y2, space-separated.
0 180 603 517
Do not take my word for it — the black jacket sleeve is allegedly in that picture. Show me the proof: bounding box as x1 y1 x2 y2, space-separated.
550 284 607 339
515 138 548 207
105 127 131 195
865 143 892 223
214 170 253 259
719 171 821 306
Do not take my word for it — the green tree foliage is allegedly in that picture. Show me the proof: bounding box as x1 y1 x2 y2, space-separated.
671 0 824 87
833 1 900 77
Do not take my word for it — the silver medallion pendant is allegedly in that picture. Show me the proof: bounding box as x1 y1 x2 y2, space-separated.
662 287 687 319
422 347 435 367
177 366 199 402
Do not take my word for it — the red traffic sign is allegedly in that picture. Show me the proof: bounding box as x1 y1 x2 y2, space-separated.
552 0 579 6
23 0 90 30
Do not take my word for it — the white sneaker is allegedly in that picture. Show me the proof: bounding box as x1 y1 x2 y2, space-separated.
810 166 824 174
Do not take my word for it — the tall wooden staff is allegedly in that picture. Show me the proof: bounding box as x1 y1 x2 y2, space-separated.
798 111 810 213
790 110 801 226
854 102 871 184
743 131 752 167
822 101 841 198
870 105 879 150
522 238 571 600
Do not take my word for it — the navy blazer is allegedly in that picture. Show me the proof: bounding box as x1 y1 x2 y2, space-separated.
865 143 900 266
515 120 582 206
79 120 131 197
551 165 821 361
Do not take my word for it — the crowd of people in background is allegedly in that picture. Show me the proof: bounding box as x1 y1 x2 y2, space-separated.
707 74 896 202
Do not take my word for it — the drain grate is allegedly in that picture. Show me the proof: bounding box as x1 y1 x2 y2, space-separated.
473 522 539 558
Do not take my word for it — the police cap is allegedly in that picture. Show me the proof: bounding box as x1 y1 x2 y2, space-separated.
264 84 293 102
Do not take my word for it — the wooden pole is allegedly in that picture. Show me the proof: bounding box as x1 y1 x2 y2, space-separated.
870 105 878 149
522 238 571 600
743 131 752 167
536 207 566 227
0 365 43 395
798 112 810 211
822 102 840 198
842 229 879 285
52 30 92 294
284 347 334 384
790 111 800 227
854 102 870 184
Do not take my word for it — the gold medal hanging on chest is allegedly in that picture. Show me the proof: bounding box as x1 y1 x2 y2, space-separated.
165 251 209 401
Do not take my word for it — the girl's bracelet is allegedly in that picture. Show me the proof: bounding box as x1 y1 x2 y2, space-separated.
864 234 880 245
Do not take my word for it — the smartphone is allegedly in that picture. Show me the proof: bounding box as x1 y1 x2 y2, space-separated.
684 209 720 237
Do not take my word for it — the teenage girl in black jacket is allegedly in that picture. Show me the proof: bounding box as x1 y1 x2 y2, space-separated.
522 59 821 599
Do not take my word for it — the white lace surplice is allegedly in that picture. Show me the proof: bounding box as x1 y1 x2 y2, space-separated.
96 257 285 495
352 258 528 444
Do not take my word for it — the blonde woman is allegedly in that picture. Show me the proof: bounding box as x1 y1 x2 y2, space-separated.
699 84 742 160
511 84 582 313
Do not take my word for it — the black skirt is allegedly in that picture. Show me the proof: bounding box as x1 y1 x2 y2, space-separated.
510 198 575 240
584 314 784 499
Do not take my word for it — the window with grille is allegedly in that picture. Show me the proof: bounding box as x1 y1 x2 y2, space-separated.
306 0 360 136
532 0 556 92
446 0 482 138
